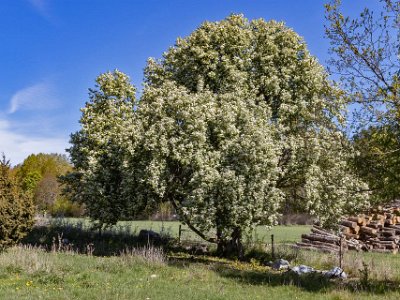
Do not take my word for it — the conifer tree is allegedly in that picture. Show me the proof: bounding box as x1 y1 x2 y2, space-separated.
0 155 35 248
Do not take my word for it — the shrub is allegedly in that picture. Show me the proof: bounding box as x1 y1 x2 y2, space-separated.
49 196 85 217
0 155 35 248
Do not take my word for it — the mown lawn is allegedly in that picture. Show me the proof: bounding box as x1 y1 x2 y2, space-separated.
1 245 400 300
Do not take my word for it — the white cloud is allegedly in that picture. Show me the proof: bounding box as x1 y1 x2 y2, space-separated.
0 118 69 166
8 82 58 114
1 80 69 165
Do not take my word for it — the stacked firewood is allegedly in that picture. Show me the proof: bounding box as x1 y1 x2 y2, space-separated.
295 206 400 254
339 207 400 254
294 226 353 253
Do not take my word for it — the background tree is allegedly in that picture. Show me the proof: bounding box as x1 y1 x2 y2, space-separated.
325 0 400 203
353 124 400 204
325 0 399 125
15 153 79 216
34 175 59 209
0 154 35 248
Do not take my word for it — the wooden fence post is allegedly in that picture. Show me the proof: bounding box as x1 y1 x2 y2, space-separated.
339 236 343 269
178 225 182 244
271 234 275 260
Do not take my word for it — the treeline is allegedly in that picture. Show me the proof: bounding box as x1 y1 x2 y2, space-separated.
8 153 83 218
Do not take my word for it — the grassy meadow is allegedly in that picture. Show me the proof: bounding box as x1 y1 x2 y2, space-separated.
1 219 400 299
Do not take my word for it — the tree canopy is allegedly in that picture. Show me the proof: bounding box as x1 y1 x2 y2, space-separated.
142 14 368 226
67 15 369 256
353 125 400 204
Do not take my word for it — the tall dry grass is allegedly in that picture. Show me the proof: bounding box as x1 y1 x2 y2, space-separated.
0 245 54 274
120 245 166 266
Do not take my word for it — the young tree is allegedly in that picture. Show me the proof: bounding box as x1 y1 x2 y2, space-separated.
325 0 400 203
325 0 399 125
0 155 35 248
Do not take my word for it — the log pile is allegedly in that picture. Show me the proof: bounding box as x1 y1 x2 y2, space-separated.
294 226 347 253
295 206 400 254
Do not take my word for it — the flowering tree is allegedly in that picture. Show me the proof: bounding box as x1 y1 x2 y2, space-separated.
142 14 368 227
134 82 282 256
64 70 138 226
67 15 369 256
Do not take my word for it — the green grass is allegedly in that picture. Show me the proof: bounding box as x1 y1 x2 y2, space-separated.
1 245 400 300
119 220 311 244
13 219 400 299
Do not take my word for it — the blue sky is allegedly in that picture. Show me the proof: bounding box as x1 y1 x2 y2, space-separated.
0 0 375 165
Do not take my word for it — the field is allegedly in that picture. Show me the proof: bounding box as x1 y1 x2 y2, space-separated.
49 218 311 243
1 219 400 299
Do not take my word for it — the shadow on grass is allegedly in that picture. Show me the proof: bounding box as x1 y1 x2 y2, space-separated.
168 255 333 292
21 220 214 258
220 267 400 294
169 255 400 295
21 222 172 256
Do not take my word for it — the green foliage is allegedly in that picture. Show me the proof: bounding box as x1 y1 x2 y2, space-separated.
353 124 400 204
49 196 84 217
21 171 42 194
0 155 35 248
17 153 71 181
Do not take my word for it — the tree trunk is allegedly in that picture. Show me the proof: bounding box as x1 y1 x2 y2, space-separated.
216 227 244 259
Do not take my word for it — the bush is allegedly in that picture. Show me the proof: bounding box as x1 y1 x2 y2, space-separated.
49 196 85 217
0 156 35 248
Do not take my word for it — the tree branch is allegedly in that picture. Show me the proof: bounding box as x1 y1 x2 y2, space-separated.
170 199 217 244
